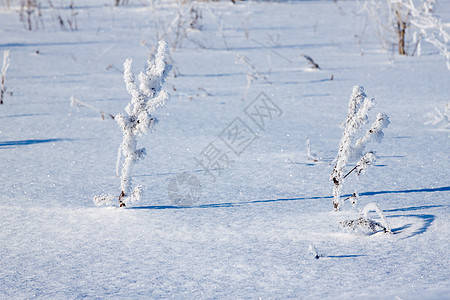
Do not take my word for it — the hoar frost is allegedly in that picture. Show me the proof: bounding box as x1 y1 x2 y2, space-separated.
331 86 390 210
1 50 10 105
94 41 172 207
340 203 392 235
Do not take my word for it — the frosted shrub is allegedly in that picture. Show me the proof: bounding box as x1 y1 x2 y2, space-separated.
48 0 79 31
362 0 449 65
1 50 10 105
331 86 390 210
235 54 270 101
155 1 203 50
405 0 450 69
188 2 202 31
341 203 392 234
17 0 79 31
19 0 42 31
361 0 413 55
114 0 129 6
94 41 172 207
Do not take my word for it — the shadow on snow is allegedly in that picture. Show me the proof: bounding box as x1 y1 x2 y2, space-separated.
130 186 450 210
0 138 72 148
129 187 448 238
389 214 436 239
325 254 367 259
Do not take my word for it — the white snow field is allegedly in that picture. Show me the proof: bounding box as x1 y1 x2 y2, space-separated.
1 0 449 298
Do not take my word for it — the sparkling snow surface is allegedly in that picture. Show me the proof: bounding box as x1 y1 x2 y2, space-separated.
0 1 449 298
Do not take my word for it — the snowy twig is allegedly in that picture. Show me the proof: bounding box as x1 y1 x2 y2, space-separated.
353 113 390 159
341 203 392 234
306 136 320 162
342 193 358 206
250 38 293 63
301 54 320 70
70 96 115 120
155 2 203 51
331 86 372 209
362 203 391 233
205 5 229 50
340 217 386 234
405 0 450 69
1 50 10 105
331 86 389 210
360 0 449 68
19 0 43 31
308 244 323 259
94 41 171 208
343 151 376 178
235 54 271 101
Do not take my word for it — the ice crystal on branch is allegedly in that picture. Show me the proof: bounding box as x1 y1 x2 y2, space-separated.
353 113 390 158
94 41 171 208
406 0 450 69
355 152 376 175
340 203 392 235
361 0 450 68
1 50 10 105
331 86 390 210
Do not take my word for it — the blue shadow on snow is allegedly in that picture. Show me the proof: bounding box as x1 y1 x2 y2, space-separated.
325 254 367 258
130 186 450 210
389 214 435 238
0 138 71 147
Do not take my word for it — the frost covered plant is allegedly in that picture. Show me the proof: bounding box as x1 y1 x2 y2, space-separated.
94 41 171 207
340 203 392 234
205 5 229 50
154 1 203 51
308 244 323 259
19 0 43 31
235 54 271 101
331 86 390 210
361 0 449 63
306 136 320 162
405 0 450 69
189 2 202 31
114 0 129 6
360 0 409 55
70 96 114 120
1 50 10 105
301 54 320 70
1 0 11 9
48 0 79 31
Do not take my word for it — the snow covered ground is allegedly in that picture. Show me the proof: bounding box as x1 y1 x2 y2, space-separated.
0 0 449 298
